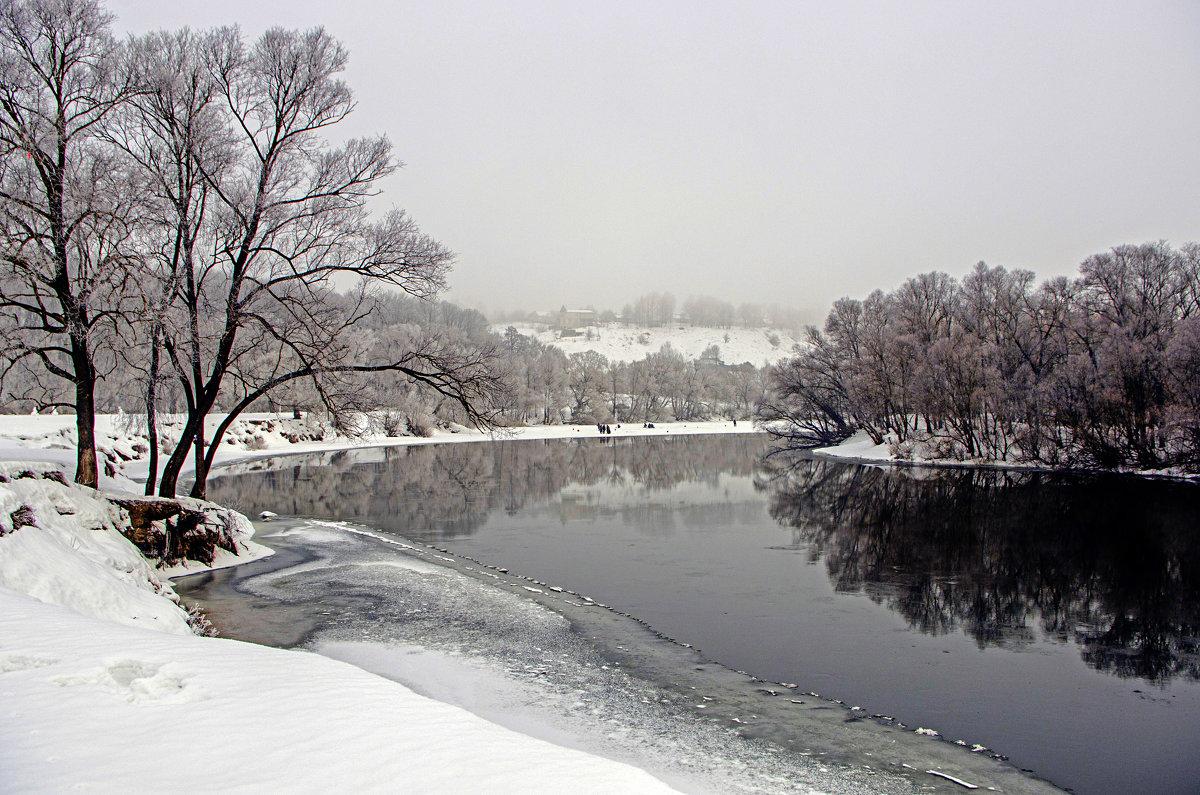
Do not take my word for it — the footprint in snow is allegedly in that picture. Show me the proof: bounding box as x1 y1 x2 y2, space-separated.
52 658 199 705
0 653 59 673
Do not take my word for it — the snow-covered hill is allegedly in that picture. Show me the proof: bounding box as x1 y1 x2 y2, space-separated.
495 322 800 366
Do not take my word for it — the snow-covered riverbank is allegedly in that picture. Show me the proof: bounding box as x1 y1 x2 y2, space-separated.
0 417 1064 792
0 412 759 490
809 429 1200 481
0 453 681 792
0 586 680 792
0 417 755 793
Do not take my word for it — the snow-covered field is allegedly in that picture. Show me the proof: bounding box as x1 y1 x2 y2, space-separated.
0 586 677 792
496 322 800 366
0 414 763 793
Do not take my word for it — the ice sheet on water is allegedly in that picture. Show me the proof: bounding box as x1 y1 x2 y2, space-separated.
220 520 914 795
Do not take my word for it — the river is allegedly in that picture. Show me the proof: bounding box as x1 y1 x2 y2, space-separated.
182 433 1200 794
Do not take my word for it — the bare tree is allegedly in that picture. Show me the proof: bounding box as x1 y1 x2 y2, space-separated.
756 326 855 446
683 295 734 327
894 271 957 344
627 291 675 327
0 0 136 486
605 359 626 423
102 27 232 494
134 26 471 498
764 242 1200 471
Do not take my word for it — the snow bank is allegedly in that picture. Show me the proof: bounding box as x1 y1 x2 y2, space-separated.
812 431 896 463
811 430 1053 474
0 462 269 630
0 464 189 635
0 437 682 791
0 589 677 793
0 434 144 494
811 428 1200 479
0 412 336 490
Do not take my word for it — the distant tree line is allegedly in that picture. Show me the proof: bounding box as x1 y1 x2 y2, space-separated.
759 242 1200 472
496 329 766 426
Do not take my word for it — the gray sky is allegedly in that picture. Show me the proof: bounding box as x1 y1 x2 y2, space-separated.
107 0 1200 319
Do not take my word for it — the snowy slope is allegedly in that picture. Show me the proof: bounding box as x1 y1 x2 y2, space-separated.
0 458 679 792
0 590 677 793
0 465 194 634
0 462 269 632
496 322 799 366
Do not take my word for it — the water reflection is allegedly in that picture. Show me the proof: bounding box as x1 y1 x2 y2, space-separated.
209 435 759 538
757 450 1200 684
209 436 1200 686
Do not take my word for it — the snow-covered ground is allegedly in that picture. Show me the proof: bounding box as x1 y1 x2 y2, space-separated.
0 587 678 793
811 430 897 464
0 461 257 635
0 415 765 793
496 322 799 365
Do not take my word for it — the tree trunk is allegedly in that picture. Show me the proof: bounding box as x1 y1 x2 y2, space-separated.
157 424 190 498
159 398 212 498
74 379 99 488
192 419 207 499
70 335 99 488
191 453 210 500
144 327 161 496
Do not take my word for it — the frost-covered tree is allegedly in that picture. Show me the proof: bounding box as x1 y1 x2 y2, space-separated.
0 0 136 487
115 25 494 498
566 350 608 421
100 27 231 493
762 242 1200 471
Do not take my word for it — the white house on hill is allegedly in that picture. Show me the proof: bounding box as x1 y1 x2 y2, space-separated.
557 307 597 329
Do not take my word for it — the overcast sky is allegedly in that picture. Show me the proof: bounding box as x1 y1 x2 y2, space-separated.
106 0 1200 319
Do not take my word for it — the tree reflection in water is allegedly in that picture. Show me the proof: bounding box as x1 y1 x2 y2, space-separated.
209 435 758 539
756 449 1200 684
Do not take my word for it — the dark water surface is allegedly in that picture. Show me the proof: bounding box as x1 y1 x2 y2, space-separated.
206 435 1200 794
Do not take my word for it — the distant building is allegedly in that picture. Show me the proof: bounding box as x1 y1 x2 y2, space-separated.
557 306 597 329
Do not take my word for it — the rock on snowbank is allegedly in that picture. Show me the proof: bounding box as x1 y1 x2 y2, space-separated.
0 462 266 635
